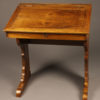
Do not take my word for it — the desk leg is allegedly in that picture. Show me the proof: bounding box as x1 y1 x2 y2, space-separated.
16 39 31 97
83 40 89 100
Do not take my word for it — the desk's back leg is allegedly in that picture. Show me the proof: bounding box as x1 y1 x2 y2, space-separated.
83 37 89 100
16 39 31 97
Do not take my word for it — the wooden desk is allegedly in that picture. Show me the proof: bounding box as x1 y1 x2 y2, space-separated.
4 3 92 100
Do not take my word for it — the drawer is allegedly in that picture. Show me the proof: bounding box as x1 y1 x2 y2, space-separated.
7 32 86 41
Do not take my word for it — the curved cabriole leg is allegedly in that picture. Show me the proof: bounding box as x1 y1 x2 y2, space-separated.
16 39 31 97
82 39 89 100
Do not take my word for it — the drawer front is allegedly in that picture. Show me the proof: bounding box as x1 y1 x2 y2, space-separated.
7 32 86 41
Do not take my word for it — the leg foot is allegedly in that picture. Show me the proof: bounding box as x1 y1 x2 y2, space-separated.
16 83 24 97
16 73 31 97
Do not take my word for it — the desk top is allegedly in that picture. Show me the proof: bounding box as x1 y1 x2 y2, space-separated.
4 3 91 34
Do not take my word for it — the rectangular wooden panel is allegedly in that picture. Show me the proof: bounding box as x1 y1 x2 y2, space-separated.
4 3 91 34
6 32 86 41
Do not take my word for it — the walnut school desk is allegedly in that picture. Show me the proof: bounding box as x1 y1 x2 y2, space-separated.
4 3 92 100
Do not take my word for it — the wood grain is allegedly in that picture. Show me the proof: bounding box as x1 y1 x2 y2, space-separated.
6 33 86 41
16 39 31 97
4 3 91 34
3 3 92 99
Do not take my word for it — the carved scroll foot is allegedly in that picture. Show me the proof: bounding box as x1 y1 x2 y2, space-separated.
82 39 89 100
16 39 31 97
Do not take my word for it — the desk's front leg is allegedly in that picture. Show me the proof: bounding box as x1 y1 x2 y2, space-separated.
16 39 31 97
83 38 89 100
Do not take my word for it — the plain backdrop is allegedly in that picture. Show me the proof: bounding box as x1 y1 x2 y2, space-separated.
0 0 100 100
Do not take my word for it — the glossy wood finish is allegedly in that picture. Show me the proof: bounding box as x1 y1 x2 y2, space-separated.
83 35 89 100
16 39 31 97
4 3 92 100
6 33 86 41
4 3 91 34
